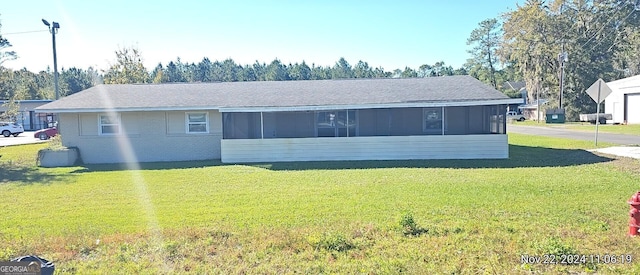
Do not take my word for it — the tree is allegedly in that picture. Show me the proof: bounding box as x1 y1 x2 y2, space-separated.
0 18 17 66
452 67 468 76
0 98 19 121
165 61 185 82
500 0 639 120
238 65 257 82
1 15 18 120
151 63 167 83
60 67 97 96
467 18 501 88
265 59 288 81
289 61 311 80
252 61 266 81
373 67 391 78
418 64 432 78
431 61 453 76
310 64 331 80
0 67 16 99
103 46 150 84
332 57 354 79
353 61 373 78
401 67 418 78
220 58 239 82
392 68 402 78
501 0 561 113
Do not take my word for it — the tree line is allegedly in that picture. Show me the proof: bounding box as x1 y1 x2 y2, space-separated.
101 47 467 84
2 0 640 121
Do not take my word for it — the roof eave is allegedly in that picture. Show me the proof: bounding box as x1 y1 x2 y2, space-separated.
35 106 221 113
36 98 523 113
219 98 524 112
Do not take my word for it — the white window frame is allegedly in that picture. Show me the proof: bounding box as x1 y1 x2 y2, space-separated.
98 114 121 135
186 112 209 134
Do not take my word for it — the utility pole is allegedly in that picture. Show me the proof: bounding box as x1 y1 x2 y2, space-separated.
559 49 567 109
42 19 60 100
558 0 567 110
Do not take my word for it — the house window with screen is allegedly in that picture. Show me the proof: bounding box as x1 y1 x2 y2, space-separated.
99 114 120 135
423 108 443 132
186 112 209 133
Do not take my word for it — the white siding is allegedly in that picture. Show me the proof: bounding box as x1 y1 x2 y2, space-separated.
221 134 508 163
606 75 640 124
61 111 223 164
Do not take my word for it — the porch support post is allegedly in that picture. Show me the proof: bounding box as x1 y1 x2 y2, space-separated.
260 112 264 139
346 110 349 137
441 106 445 135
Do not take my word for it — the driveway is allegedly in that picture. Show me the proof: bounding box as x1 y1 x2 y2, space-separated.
0 131 48 147
507 125 639 145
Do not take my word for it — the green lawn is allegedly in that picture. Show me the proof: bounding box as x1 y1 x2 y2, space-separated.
513 120 640 135
1 135 639 273
565 124 640 135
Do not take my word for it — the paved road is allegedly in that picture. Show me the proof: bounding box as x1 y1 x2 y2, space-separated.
508 125 640 145
0 131 48 147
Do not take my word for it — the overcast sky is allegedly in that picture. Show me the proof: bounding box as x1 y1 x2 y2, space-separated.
1 0 519 73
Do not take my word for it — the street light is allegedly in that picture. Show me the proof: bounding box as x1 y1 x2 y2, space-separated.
42 19 60 100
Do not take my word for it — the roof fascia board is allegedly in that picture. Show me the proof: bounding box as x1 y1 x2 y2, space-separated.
219 99 524 112
36 99 524 113
35 106 221 113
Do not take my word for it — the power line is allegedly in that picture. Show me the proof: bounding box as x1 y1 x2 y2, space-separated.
581 1 636 48
0 30 48 36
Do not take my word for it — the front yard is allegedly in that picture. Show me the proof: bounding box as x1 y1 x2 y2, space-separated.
0 134 639 273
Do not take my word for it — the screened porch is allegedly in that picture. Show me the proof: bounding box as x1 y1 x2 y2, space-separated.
222 105 506 140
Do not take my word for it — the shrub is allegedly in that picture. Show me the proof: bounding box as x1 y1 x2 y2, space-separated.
309 232 354 252
399 211 428 236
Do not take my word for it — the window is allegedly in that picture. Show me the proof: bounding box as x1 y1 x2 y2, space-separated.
186 112 209 133
99 114 120 135
423 108 443 132
316 110 356 137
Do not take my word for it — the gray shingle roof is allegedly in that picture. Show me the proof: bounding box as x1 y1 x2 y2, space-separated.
36 76 512 112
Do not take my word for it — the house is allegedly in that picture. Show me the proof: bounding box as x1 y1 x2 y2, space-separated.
35 76 522 164
518 99 548 121
605 75 640 124
0 100 55 130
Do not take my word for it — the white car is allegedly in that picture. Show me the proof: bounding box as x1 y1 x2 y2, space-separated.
0 122 25 137
506 111 526 121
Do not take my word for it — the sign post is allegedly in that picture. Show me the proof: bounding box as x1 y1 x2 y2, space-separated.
585 79 613 146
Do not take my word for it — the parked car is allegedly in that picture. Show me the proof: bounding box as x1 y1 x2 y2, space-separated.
34 127 58 140
0 122 24 137
506 111 526 121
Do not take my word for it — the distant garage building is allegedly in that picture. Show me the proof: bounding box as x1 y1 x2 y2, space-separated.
0 100 55 130
36 76 522 164
605 75 640 124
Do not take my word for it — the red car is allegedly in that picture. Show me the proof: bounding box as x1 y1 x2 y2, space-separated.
34 127 58 140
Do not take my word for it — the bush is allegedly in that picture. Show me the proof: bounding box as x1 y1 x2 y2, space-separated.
399 211 428 236
309 232 354 252
45 135 65 151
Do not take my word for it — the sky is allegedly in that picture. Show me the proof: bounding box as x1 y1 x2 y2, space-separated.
1 0 520 73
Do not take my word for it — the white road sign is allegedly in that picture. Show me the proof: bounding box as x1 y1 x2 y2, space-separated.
585 78 613 104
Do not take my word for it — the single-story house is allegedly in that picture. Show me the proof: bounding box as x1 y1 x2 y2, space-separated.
35 76 522 164
605 74 640 124
518 99 548 121
0 100 55 130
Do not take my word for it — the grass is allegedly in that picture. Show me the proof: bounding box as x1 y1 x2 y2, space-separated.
564 124 640 135
0 134 639 273
513 120 640 135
